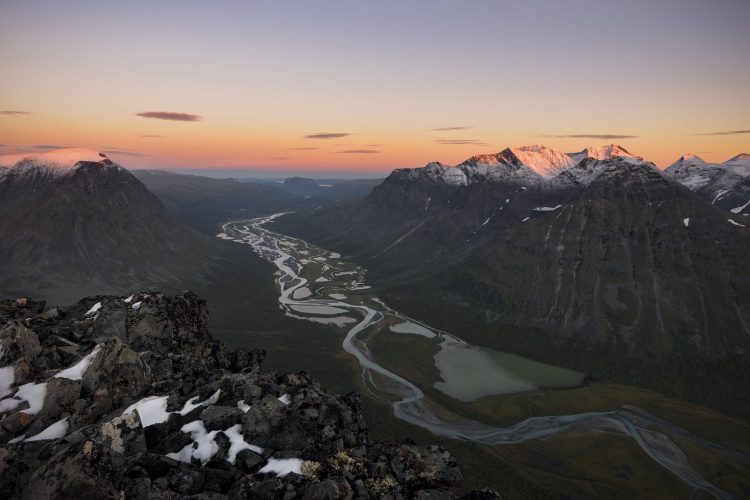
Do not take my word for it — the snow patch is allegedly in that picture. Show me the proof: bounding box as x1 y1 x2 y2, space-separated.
534 205 562 212
259 458 304 477
55 345 100 381
85 302 102 316
26 417 69 442
0 381 47 415
224 424 263 463
730 199 750 214
728 219 745 227
122 395 170 427
0 366 14 398
167 420 219 465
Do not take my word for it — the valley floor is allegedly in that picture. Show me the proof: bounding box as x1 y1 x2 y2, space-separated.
205 215 750 499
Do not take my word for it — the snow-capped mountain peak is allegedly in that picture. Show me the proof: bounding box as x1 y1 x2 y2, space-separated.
0 148 117 177
569 144 640 164
506 145 577 178
723 153 750 177
678 153 706 164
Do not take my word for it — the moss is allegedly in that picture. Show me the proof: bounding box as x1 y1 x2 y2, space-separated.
364 475 399 497
301 460 321 479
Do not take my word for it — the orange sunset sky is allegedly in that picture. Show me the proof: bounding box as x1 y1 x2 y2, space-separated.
1 1 748 176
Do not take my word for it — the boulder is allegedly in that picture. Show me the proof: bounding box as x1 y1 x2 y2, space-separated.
0 321 42 365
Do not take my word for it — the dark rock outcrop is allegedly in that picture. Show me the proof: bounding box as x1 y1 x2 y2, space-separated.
0 292 497 499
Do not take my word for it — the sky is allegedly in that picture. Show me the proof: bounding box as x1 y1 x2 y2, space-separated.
1 0 748 177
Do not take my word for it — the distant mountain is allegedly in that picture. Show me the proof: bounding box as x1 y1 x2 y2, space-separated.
270 176 384 201
0 149 219 303
273 144 750 417
132 170 308 234
664 153 750 216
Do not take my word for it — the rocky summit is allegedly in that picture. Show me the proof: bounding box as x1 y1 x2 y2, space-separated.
0 292 496 499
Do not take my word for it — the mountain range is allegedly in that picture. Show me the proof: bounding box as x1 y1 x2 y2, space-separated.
272 144 750 417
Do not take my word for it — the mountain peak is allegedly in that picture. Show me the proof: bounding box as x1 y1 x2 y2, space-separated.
0 147 109 169
0 147 117 178
676 153 707 164
724 153 750 165
460 145 574 178
570 144 640 162
506 145 576 177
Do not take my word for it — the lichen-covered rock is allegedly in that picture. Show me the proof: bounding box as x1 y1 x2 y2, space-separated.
0 292 498 499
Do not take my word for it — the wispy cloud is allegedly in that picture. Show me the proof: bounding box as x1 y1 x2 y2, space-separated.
286 147 319 150
431 126 472 131
338 149 379 154
305 132 351 139
136 111 202 122
693 129 750 136
32 144 69 150
267 156 292 160
539 134 638 140
104 151 150 157
101 147 149 157
436 139 487 146
0 110 31 116
140 134 162 138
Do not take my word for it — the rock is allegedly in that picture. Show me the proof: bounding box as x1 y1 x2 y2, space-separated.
81 337 151 404
234 449 264 473
40 377 81 420
200 406 241 431
167 467 205 495
98 412 147 456
0 411 34 434
301 478 353 499
21 440 121 500
387 445 463 490
37 307 62 321
0 320 42 365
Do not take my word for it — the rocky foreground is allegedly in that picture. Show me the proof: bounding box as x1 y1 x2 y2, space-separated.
0 292 497 499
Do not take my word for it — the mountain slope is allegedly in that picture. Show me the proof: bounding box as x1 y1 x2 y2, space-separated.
0 149 219 303
132 170 309 235
272 146 750 417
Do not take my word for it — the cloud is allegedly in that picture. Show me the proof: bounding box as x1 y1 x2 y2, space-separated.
539 134 638 139
136 111 202 122
338 149 379 154
431 126 472 131
304 132 351 139
286 147 318 150
0 110 31 116
140 134 162 138
693 129 750 136
436 139 487 146
267 156 292 160
32 144 69 150
102 149 151 157
101 147 150 157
